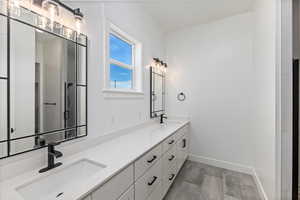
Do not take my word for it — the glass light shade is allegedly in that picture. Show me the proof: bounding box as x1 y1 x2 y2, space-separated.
9 0 21 16
75 17 82 35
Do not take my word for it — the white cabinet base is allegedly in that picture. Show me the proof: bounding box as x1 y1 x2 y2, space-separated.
81 124 189 200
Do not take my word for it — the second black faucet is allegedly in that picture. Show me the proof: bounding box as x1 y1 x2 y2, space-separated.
39 142 63 173
160 114 167 124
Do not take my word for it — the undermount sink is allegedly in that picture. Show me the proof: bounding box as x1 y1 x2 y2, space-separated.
16 159 106 200
159 120 181 127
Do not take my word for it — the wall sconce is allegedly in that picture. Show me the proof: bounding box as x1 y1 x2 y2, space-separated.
43 0 59 16
9 0 21 16
163 62 167 73
7 0 85 37
42 0 59 29
74 8 83 34
152 58 168 74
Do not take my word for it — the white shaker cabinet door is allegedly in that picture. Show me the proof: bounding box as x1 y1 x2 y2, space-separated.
118 186 134 200
91 165 134 200
147 180 163 200
135 159 162 200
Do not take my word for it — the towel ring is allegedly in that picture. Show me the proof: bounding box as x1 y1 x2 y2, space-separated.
177 92 186 101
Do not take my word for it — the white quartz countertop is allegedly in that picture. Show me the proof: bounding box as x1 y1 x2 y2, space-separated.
0 120 189 200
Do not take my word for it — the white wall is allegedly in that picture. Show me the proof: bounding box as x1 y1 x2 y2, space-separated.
165 9 276 199
165 13 255 166
0 2 165 181
252 0 276 199
73 2 165 137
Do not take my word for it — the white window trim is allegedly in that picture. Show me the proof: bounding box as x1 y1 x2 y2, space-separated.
103 21 143 96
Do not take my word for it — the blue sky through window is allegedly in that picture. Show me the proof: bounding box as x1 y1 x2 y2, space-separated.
109 33 132 65
109 33 133 89
110 64 132 89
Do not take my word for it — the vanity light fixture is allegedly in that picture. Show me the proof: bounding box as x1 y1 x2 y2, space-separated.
152 58 168 73
153 58 161 72
153 58 160 65
42 0 59 15
74 8 83 34
163 62 167 73
7 0 85 37
9 0 21 16
43 0 59 20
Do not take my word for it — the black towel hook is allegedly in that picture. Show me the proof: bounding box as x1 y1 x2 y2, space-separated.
177 92 186 101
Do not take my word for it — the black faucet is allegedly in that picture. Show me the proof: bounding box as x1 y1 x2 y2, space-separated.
160 114 168 124
39 142 63 173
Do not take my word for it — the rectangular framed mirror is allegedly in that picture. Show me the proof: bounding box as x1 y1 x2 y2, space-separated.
0 15 88 159
150 67 165 118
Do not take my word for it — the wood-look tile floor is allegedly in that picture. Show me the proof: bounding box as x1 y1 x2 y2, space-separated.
163 161 261 200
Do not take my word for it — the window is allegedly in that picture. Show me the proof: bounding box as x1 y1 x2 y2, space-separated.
105 22 142 93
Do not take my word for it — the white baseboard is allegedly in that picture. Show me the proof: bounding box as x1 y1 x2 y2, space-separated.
252 168 269 200
188 154 253 174
188 154 268 200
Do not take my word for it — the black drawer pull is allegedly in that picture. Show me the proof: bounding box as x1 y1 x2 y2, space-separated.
44 102 56 106
147 155 157 163
168 155 175 161
182 139 186 148
169 174 175 181
168 140 175 145
148 176 158 186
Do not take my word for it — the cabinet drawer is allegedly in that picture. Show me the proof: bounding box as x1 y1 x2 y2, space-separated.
162 135 176 153
162 165 177 196
135 159 162 200
91 165 134 200
162 145 177 172
174 126 187 141
118 186 134 200
135 144 162 180
146 179 163 200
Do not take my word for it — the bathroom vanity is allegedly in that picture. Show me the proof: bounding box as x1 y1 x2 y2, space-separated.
83 123 189 200
0 120 189 200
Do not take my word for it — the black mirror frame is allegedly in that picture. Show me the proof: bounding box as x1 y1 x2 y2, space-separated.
0 11 88 160
150 66 166 118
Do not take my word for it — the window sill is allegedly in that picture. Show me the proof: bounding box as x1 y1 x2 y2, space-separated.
102 88 144 99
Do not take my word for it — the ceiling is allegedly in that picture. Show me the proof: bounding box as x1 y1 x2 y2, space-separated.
139 0 254 33
71 0 254 33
